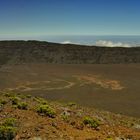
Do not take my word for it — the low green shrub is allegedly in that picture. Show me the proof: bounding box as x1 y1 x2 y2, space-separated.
10 96 20 105
61 113 69 122
0 99 7 105
67 102 76 107
36 104 56 118
83 117 100 129
34 97 48 105
4 93 11 97
106 137 113 140
18 94 26 99
26 95 32 98
3 118 16 127
17 102 28 110
0 126 17 140
0 118 17 140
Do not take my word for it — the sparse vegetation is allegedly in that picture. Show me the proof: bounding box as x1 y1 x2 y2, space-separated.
4 93 11 97
0 92 140 139
26 94 32 98
61 113 69 122
0 126 17 140
3 118 16 127
33 97 48 105
106 137 113 140
67 102 76 107
36 104 56 118
10 96 20 105
18 94 26 99
83 117 100 129
0 118 17 140
0 99 7 105
17 102 28 110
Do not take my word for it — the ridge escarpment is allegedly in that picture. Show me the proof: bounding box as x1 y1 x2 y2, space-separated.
0 40 140 65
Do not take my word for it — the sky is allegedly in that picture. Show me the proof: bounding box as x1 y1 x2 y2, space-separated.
0 0 140 38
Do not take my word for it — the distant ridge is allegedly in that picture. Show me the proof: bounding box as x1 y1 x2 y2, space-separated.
0 40 140 65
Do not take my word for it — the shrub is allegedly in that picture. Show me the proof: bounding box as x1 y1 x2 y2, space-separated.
0 103 3 107
61 111 70 122
106 137 113 140
4 93 16 98
0 126 17 140
26 95 32 98
17 102 28 110
40 100 48 105
4 93 11 97
34 97 48 105
0 99 7 105
61 113 69 122
3 118 16 127
18 94 26 99
36 104 56 118
10 97 20 105
67 102 76 107
83 117 100 129
0 118 17 140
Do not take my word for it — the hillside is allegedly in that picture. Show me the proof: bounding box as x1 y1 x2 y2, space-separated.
0 40 140 65
0 41 140 140
0 92 140 140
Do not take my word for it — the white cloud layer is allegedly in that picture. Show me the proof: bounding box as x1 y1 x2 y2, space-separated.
96 40 131 47
61 41 72 44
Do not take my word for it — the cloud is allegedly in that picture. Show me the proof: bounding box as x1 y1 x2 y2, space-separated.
95 40 131 47
61 41 72 44
61 41 81 45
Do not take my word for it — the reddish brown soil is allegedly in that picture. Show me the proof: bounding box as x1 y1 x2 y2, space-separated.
0 93 140 140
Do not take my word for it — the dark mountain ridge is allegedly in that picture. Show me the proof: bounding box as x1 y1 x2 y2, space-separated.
0 40 140 65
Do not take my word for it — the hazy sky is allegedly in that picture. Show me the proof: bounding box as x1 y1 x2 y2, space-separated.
0 0 140 37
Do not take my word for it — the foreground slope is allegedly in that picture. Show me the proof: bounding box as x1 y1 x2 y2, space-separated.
0 93 140 140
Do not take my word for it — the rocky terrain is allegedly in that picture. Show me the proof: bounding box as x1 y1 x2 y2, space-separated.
0 41 140 140
0 40 140 65
0 92 140 140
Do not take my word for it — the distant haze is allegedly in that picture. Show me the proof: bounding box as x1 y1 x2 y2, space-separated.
45 35 140 47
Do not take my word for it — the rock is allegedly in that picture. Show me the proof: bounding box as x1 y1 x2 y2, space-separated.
133 124 140 129
75 123 84 130
51 122 58 128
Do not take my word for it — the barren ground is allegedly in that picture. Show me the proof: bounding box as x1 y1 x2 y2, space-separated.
0 64 140 117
